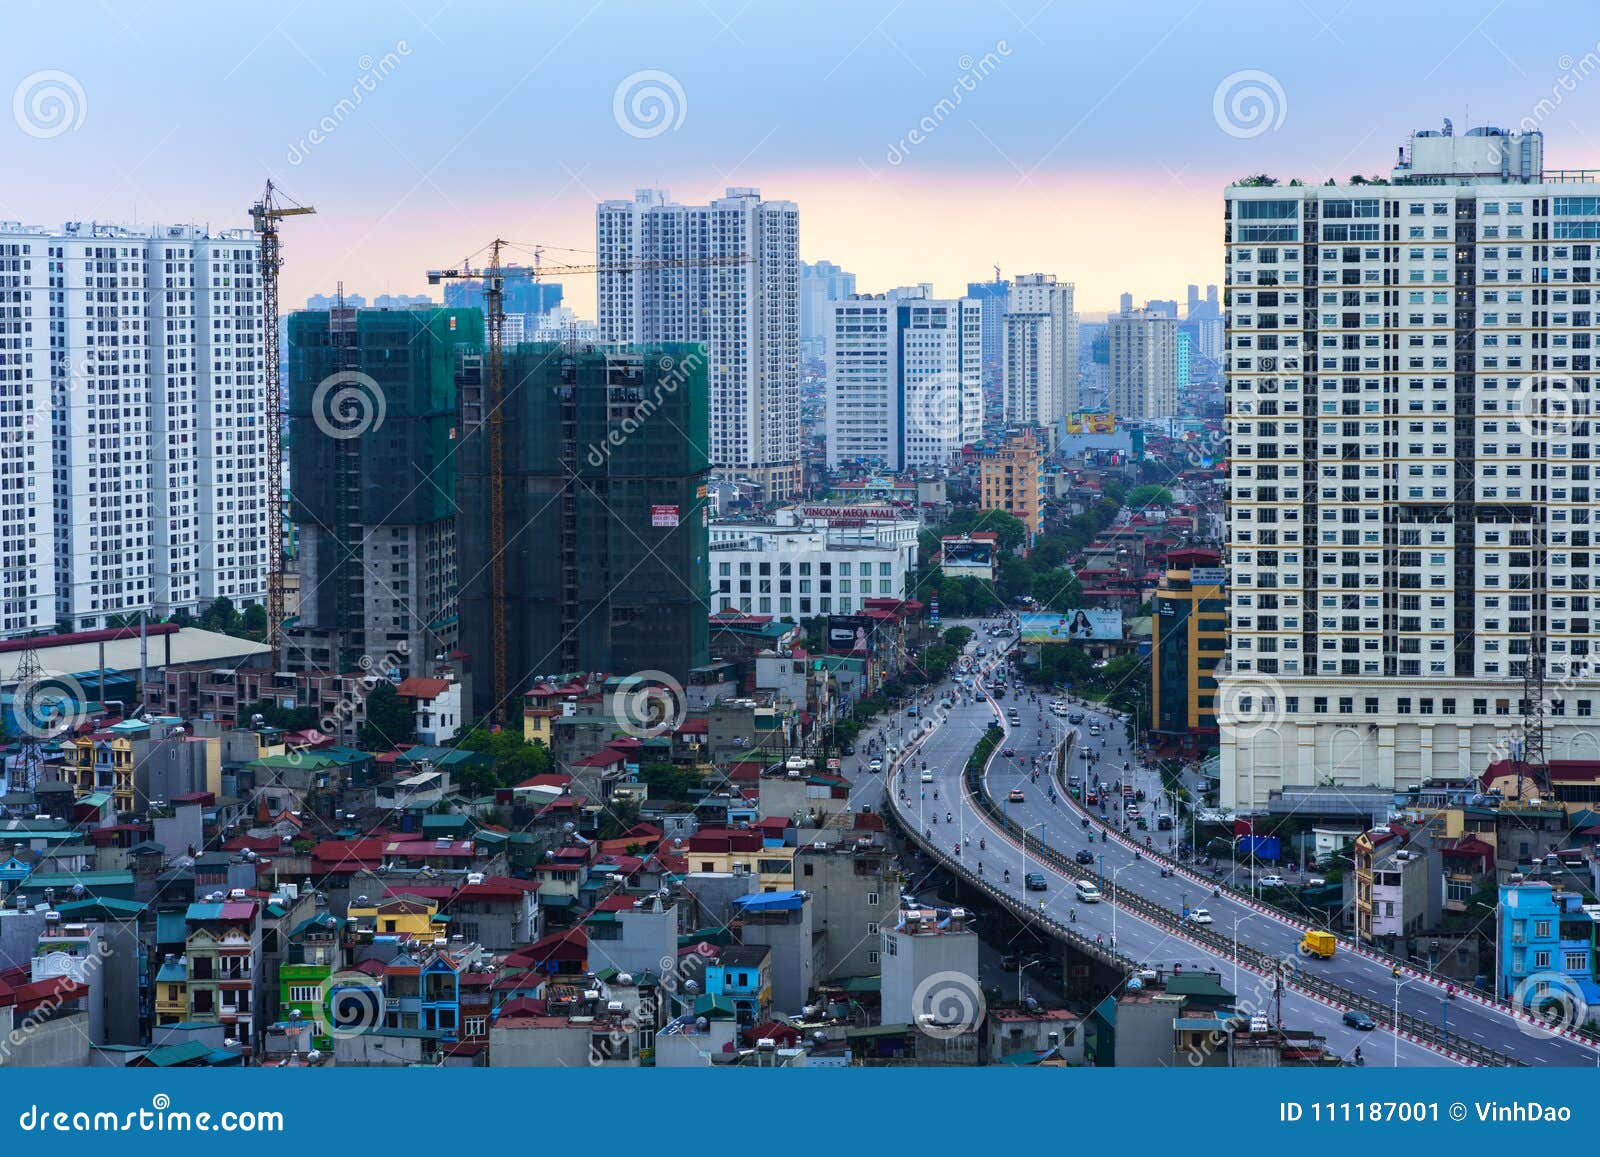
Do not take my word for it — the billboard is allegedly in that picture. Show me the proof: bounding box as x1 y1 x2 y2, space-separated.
941 539 994 567
828 614 875 655
1065 412 1117 435
1019 609 1123 642
651 504 680 528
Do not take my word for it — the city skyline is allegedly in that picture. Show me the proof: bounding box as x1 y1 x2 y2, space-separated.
8 2 1600 316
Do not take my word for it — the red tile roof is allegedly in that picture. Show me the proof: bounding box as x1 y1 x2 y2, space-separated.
396 677 450 701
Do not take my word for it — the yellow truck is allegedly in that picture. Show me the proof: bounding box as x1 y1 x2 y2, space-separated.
1298 930 1336 960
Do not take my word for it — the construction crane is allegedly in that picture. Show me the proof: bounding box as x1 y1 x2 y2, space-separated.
427 243 751 720
251 181 317 652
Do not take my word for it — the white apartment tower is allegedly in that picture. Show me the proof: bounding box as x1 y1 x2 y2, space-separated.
596 188 802 500
1002 273 1078 428
1219 124 1600 808
826 286 982 471
1110 308 1179 420
0 221 268 637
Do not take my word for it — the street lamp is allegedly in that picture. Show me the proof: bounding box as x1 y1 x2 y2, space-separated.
1230 912 1258 994
1391 974 1418 1067
1107 860 1139 948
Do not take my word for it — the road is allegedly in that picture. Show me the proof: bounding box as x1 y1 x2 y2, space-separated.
851 621 1600 1066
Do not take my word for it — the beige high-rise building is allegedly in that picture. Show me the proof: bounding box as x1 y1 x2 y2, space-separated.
1109 308 1179 420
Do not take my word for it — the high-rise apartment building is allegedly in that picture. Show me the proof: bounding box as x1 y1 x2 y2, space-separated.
285 306 480 676
1109 308 1178 420
800 259 855 363
966 275 1011 394
596 188 801 501
1002 273 1078 429
456 343 711 722
825 286 981 471
980 428 1045 540
0 221 268 637
1218 123 1600 808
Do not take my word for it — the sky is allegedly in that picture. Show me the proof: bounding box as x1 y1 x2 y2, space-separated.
8 0 1600 316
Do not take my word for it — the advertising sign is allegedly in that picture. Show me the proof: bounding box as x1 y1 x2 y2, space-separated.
1018 609 1123 642
828 614 874 654
651 505 680 528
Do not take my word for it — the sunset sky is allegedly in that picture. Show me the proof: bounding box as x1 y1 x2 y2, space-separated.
8 0 1600 315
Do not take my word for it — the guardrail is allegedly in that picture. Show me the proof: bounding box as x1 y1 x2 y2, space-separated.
965 749 1523 1067
1043 738 1600 1051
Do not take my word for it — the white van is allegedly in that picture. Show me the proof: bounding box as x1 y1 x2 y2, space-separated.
1074 880 1102 903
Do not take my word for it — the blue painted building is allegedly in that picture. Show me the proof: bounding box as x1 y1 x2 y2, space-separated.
1498 883 1600 1021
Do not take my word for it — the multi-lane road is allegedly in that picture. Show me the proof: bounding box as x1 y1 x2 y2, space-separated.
848 622 1600 1067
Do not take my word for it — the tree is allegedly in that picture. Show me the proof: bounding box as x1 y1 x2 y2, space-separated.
358 681 416 751
942 626 973 650
238 698 318 732
199 596 239 634
918 643 959 682
242 603 268 639
1126 484 1173 508
639 761 705 800
455 727 553 787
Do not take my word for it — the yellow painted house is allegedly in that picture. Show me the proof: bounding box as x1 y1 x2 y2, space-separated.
347 895 439 941
60 729 137 813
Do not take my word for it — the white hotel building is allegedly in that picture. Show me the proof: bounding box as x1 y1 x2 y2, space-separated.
596 187 802 501
0 221 268 637
825 285 982 471
1220 126 1600 808
710 506 918 622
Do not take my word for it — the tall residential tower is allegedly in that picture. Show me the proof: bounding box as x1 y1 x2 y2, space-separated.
597 188 801 501
0 221 268 636
1002 273 1078 429
1219 124 1600 808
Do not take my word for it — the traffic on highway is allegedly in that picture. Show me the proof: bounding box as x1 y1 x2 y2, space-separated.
853 620 1600 1067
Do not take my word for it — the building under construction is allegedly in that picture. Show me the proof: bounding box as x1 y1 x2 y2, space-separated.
285 306 484 677
457 343 711 722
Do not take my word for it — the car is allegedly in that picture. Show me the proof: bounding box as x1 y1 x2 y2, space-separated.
868 757 883 771
1002 747 1017 757
1188 908 1214 925
1260 874 1287 889
1157 815 1174 830
1068 712 1084 724
975 647 987 657
841 742 855 756
1074 880 1102 903
1007 788 1026 803
1085 791 1099 805
920 770 934 783
1067 774 1081 787
1342 1010 1376 1031
1000 952 1021 971
907 706 919 717
1088 724 1102 736
1305 875 1328 888
1024 872 1048 891
1080 749 1093 761
1075 848 1094 865
1125 807 1141 820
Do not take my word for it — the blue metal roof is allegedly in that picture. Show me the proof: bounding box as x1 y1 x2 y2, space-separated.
733 890 804 912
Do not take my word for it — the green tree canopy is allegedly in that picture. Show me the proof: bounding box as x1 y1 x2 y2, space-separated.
358 681 416 751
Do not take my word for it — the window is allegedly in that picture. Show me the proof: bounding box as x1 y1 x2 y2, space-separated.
289 985 320 1003
464 1015 487 1037
866 921 879 935
866 891 879 906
